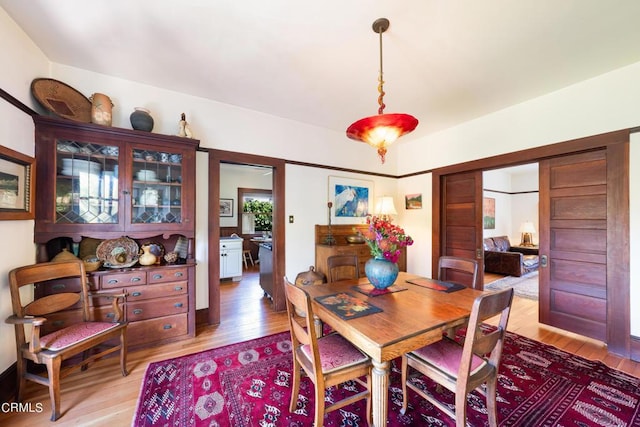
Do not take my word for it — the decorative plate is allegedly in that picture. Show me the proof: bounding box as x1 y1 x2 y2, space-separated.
31 78 92 122
96 236 139 268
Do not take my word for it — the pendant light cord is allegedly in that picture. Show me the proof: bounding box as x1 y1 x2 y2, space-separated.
377 27 385 115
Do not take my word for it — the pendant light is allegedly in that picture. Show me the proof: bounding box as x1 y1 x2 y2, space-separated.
346 18 418 164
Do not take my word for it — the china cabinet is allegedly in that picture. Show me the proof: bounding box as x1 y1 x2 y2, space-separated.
32 115 199 347
33 116 198 243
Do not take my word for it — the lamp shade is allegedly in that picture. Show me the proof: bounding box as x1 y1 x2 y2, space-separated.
375 196 397 217
520 221 536 233
347 113 419 149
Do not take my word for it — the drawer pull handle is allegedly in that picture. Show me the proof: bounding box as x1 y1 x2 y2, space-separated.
132 291 142 297
163 324 172 330
133 309 143 315
53 320 64 327
52 284 66 291
174 303 183 308
106 313 115 319
108 279 118 285
174 272 184 277
153 274 163 280
131 277 142 282
174 286 183 291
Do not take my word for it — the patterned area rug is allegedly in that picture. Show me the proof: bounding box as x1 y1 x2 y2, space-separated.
132 328 640 426
485 271 539 300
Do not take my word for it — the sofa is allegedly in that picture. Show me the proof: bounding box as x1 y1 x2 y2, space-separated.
483 236 539 277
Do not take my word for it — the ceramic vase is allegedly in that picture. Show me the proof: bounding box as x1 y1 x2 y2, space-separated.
139 246 157 266
130 107 154 132
364 257 399 289
89 93 113 126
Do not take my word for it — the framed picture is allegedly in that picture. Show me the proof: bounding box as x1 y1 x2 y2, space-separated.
220 198 233 217
483 197 495 229
0 145 34 220
405 193 422 209
328 176 373 224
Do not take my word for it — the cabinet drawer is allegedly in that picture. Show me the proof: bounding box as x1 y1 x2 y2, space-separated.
147 267 189 284
127 295 188 321
35 277 93 297
101 271 146 288
126 314 188 345
127 281 188 301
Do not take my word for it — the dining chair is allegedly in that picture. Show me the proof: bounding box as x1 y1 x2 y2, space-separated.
284 277 372 426
5 260 128 421
326 254 359 283
400 288 514 427
438 255 479 289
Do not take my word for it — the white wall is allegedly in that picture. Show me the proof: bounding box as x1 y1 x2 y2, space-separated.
483 167 539 245
219 165 273 229
0 9 51 373
284 165 398 280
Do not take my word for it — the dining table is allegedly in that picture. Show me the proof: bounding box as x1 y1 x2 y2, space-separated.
304 271 483 427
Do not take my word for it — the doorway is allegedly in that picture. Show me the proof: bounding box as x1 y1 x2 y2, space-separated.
432 129 630 356
207 149 286 326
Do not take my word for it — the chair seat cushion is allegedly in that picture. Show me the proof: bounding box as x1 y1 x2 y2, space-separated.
40 322 120 351
301 332 369 374
410 337 486 378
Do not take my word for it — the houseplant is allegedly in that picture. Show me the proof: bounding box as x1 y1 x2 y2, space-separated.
359 215 413 289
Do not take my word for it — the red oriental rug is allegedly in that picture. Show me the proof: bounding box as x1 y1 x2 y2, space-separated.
132 327 640 426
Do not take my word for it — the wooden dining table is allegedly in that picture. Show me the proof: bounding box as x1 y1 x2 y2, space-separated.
304 271 483 427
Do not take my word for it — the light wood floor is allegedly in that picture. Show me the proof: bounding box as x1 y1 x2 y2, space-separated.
1 267 638 426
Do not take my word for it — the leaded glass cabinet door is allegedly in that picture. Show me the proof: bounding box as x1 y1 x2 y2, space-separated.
55 140 120 225
128 146 188 231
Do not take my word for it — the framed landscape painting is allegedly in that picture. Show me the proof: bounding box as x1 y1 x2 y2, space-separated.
405 193 422 209
0 145 34 220
483 197 495 229
328 176 373 224
220 198 233 217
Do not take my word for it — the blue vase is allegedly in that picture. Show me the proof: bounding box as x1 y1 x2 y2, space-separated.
365 257 399 289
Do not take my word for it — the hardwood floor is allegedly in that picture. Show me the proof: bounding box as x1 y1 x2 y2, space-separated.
1 266 638 426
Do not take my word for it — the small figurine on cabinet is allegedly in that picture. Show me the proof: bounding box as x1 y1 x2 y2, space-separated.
178 113 193 138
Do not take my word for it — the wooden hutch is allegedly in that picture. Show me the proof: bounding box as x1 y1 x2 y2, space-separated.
314 224 407 278
33 115 199 349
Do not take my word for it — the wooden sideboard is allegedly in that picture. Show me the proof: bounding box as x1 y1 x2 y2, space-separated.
314 224 407 278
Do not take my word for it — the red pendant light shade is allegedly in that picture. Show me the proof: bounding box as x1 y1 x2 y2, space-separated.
346 18 418 164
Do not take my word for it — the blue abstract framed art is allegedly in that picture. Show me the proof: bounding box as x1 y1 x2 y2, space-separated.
328 176 373 224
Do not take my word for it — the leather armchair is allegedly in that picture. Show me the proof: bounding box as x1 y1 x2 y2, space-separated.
483 236 538 277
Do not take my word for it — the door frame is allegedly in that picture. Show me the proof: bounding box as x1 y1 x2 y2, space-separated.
432 129 630 356
207 149 286 325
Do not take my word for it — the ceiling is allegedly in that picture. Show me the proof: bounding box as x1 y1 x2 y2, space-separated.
4 1 640 141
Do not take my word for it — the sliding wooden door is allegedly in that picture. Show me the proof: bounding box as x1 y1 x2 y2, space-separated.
433 171 483 289
433 130 629 356
539 142 629 354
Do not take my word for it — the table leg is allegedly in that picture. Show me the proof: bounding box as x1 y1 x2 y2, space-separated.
313 315 323 338
371 359 390 427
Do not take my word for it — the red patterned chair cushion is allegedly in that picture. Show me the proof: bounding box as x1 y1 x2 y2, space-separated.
411 337 486 377
301 332 369 373
40 322 120 351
